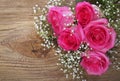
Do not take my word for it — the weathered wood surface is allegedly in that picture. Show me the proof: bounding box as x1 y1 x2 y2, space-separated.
0 0 120 81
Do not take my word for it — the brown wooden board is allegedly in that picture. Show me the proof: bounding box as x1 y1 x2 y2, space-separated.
0 0 120 81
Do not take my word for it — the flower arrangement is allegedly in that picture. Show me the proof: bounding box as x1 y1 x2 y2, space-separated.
33 0 120 80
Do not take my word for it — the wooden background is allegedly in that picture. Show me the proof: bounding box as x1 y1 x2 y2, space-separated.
0 0 120 81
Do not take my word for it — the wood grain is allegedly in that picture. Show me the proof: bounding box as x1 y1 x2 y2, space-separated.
0 0 120 81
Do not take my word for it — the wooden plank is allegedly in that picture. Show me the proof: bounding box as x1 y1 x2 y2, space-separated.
0 0 120 81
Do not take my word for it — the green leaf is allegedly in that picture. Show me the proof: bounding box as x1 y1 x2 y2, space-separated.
75 0 83 4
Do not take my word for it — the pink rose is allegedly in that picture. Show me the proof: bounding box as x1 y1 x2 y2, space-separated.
75 1 95 27
47 6 74 36
80 50 110 75
84 18 116 53
92 4 104 19
57 25 84 51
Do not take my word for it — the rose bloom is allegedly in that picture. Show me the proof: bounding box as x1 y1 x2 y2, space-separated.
84 18 116 53
92 4 104 19
57 25 84 51
75 1 95 27
80 50 110 75
47 6 74 36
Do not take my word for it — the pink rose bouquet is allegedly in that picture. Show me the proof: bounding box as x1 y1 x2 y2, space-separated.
47 1 116 75
47 1 116 76
34 0 119 80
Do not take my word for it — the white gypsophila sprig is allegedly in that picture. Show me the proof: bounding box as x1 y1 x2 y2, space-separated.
55 42 90 80
55 47 86 80
96 0 120 29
